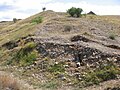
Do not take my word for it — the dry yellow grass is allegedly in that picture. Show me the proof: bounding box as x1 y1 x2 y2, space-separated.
0 73 20 90
0 72 34 90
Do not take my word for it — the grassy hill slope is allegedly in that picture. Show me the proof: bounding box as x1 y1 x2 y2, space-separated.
0 11 120 90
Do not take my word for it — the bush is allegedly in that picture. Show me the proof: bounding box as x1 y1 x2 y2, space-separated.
109 34 115 40
19 51 37 66
32 16 43 24
67 7 76 17
13 18 17 23
7 42 37 66
82 62 120 86
64 25 72 32
76 8 83 17
24 42 36 50
42 7 46 11
67 7 83 17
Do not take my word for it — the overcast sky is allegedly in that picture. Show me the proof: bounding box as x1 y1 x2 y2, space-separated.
0 0 120 21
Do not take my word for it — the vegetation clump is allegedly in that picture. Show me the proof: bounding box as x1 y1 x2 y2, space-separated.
7 42 38 66
67 7 83 17
41 80 60 90
42 7 46 11
13 18 17 23
32 16 43 24
81 62 120 86
109 34 115 40
64 25 72 32
48 62 65 74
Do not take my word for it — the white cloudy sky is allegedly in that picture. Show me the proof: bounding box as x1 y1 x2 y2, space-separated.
0 0 120 21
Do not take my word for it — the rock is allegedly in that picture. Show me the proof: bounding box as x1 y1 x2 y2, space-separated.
64 65 69 68
58 74 66 80
107 58 111 61
114 58 117 62
2 41 18 50
71 35 90 42
76 62 80 67
55 62 58 65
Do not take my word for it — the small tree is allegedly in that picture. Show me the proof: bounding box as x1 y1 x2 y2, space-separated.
67 7 83 18
76 8 83 17
67 7 76 17
42 7 46 11
13 18 17 23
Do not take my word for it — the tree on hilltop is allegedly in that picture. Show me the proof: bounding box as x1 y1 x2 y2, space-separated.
67 7 83 17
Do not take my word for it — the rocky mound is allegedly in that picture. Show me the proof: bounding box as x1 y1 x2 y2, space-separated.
0 11 120 90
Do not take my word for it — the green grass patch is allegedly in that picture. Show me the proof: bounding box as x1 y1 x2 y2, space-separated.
81 62 120 86
48 62 65 74
41 80 60 90
18 51 37 66
32 16 43 24
7 42 38 66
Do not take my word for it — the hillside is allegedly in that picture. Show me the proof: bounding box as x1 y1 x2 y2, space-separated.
0 10 120 90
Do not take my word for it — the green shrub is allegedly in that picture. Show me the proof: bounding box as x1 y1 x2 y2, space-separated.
109 34 115 40
16 42 36 58
19 51 37 66
67 7 76 17
76 8 83 17
82 62 120 86
13 18 17 23
64 25 72 32
7 42 37 66
24 42 36 50
32 16 43 24
67 7 83 17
